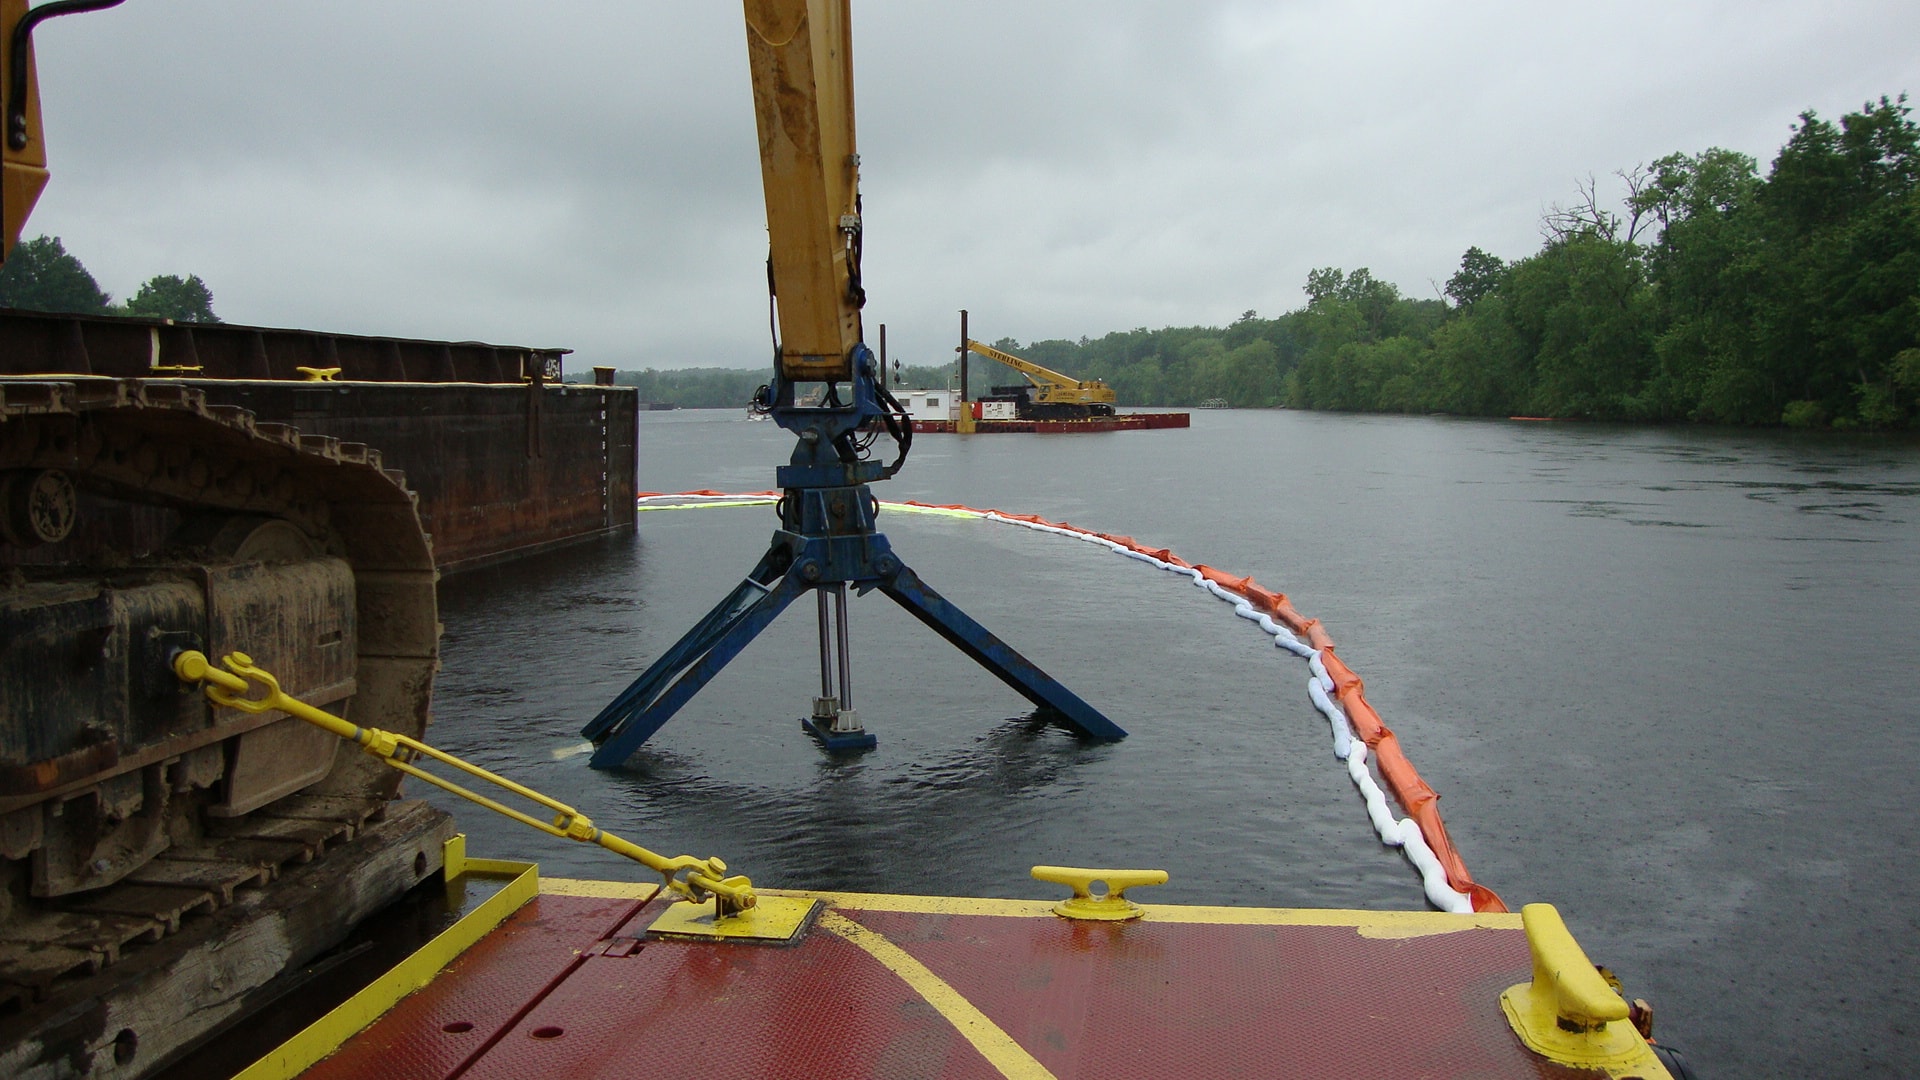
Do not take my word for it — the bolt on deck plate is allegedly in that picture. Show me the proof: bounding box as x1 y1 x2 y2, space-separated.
646 895 821 944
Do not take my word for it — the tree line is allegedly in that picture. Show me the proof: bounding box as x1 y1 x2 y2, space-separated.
1001 95 1920 429
0 235 219 322
604 367 764 408
14 95 1912 429
594 95 1920 430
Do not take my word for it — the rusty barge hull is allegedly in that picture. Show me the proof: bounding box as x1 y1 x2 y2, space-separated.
186 380 637 574
0 308 640 574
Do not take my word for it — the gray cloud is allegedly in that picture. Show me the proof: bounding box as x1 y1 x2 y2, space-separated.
23 1 1920 374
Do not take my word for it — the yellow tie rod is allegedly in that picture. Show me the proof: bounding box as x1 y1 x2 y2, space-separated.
173 649 756 916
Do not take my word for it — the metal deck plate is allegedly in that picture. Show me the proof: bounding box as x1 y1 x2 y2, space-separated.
646 894 821 943
295 890 650 1080
285 884 1623 1080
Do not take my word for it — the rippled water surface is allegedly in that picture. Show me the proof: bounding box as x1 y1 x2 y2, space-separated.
428 409 1919 1079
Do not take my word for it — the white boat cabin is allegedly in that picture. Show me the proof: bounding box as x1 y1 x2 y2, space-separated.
903 390 958 421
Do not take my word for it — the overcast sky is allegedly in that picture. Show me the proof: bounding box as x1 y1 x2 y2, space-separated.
24 1 1920 372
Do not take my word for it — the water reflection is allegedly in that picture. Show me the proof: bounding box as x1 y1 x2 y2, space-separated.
589 714 1112 893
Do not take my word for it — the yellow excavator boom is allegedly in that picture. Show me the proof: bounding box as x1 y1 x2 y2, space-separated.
1 0 50 262
744 0 866 384
2 0 127 264
964 338 1116 406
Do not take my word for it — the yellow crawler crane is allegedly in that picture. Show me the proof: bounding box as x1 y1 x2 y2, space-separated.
963 338 1117 419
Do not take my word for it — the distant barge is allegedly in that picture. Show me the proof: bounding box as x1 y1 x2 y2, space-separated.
897 389 1189 433
910 412 1189 433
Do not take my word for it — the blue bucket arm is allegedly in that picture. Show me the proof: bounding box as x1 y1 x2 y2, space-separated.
582 545 795 758
876 567 1126 742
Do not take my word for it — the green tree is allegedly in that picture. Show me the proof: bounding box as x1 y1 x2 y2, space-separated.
611 367 764 408
1444 246 1506 309
126 274 219 323
1743 96 1920 426
892 361 959 391
1104 352 1166 405
1631 148 1765 420
1287 272 1370 408
1184 337 1233 404
1304 266 1346 303
1427 298 1528 415
1761 96 1918 238
1222 339 1284 406
1632 148 1759 234
1505 236 1653 418
1357 336 1429 413
1284 265 1459 410
0 235 111 314
1334 268 1401 339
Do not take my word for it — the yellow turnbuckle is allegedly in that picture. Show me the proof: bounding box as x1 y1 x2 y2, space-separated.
172 650 756 917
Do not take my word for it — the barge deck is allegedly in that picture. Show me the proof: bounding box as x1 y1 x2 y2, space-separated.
242 850 1672 1080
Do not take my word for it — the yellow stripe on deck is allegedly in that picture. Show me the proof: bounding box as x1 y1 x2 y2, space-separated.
791 890 1058 918
1134 904 1521 938
540 876 660 899
818 910 1057 1080
792 889 1517 938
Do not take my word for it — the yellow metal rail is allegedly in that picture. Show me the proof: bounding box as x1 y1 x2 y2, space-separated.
172 650 756 915
234 836 542 1080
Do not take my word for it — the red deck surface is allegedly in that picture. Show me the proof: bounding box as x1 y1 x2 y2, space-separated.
300 892 1600 1080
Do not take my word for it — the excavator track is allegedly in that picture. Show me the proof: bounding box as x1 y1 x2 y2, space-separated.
0 792 393 1010
0 378 447 1069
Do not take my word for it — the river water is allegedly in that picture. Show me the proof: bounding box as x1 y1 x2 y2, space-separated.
427 408 1919 1079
